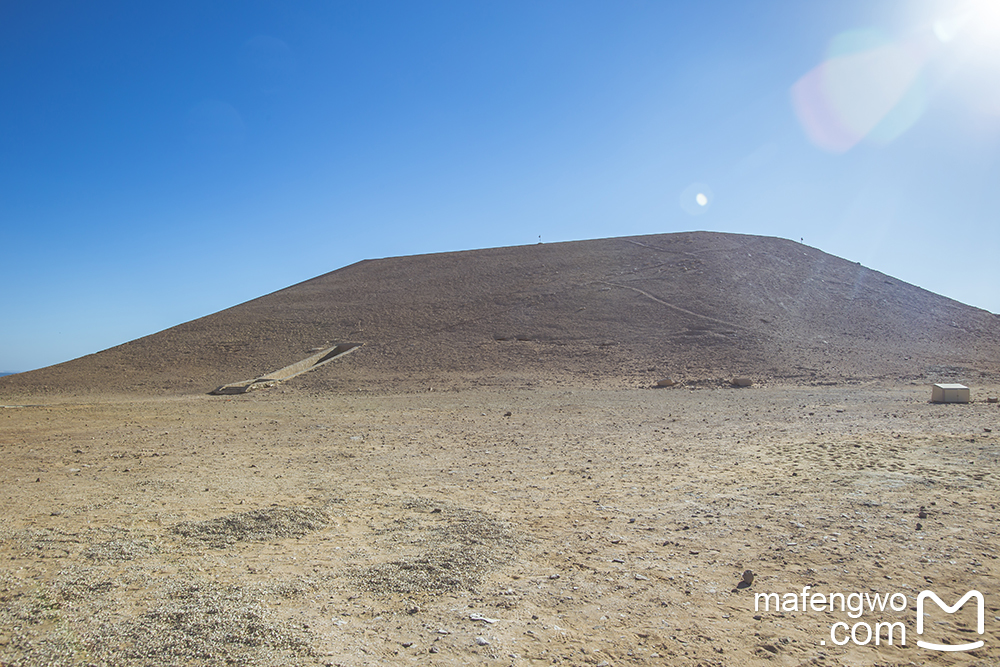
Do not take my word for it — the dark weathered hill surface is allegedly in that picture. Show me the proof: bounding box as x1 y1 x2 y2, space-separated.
4 231 999 397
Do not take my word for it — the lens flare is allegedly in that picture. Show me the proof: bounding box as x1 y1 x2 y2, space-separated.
680 183 713 215
792 28 932 153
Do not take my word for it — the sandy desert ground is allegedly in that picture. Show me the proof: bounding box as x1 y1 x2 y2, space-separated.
2 378 998 666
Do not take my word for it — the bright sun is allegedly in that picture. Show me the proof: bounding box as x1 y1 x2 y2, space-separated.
935 0 1000 47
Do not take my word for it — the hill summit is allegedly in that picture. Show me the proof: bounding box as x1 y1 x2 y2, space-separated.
4 231 999 396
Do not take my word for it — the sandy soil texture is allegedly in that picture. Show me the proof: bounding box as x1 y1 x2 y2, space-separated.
2 381 998 666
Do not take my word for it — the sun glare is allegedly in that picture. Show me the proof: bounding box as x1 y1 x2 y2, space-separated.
935 0 1000 49
928 0 1000 118
970 0 1000 34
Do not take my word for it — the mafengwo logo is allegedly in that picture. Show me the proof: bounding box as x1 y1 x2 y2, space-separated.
753 586 987 651
916 590 984 651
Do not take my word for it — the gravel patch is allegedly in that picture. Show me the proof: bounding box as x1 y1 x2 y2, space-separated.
171 506 332 548
83 536 161 563
0 570 79 667
355 500 519 594
11 527 82 560
0 568 315 667
88 578 314 666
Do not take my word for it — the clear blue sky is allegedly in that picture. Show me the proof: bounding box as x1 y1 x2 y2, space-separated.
3 1 999 372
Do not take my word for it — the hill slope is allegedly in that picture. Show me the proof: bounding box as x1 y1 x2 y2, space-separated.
4 231 999 396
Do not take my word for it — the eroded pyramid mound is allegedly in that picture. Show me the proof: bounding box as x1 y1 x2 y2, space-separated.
4 232 999 397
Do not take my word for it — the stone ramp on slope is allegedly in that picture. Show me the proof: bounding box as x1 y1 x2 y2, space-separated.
210 342 362 395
